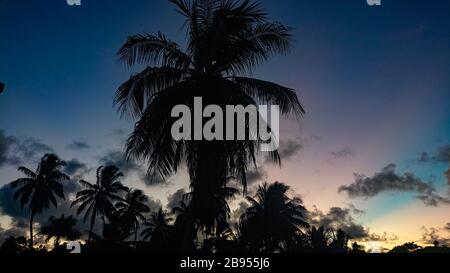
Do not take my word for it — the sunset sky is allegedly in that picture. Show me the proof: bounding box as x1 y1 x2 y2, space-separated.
0 0 449 251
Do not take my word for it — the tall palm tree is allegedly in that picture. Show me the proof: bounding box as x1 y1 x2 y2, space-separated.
115 0 304 242
71 165 128 242
9 154 69 249
40 214 81 248
141 208 173 249
239 182 309 252
115 188 150 244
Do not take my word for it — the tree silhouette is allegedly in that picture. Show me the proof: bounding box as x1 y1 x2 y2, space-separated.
329 229 350 253
239 182 309 252
115 0 304 247
115 188 150 245
39 214 81 248
307 226 332 252
141 208 173 250
9 154 69 249
71 165 128 242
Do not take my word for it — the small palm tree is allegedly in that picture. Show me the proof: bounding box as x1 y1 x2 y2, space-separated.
115 188 150 244
239 182 309 252
9 154 69 249
71 165 128 242
141 208 173 248
40 214 81 248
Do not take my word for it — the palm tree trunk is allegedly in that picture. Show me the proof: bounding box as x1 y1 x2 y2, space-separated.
181 209 195 252
29 212 35 249
134 229 138 247
88 210 96 243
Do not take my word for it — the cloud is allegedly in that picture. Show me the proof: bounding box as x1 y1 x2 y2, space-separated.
66 141 91 151
308 206 369 239
0 130 15 167
0 130 53 167
64 158 89 176
331 146 355 159
246 168 268 185
421 226 450 246
338 164 450 206
308 205 397 242
445 223 450 231
445 169 450 186
99 150 142 174
166 189 187 211
99 150 167 186
0 225 26 244
230 201 249 226
0 184 89 241
414 144 450 164
278 139 303 161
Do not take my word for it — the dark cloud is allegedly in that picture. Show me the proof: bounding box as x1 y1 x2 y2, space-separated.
246 168 268 185
99 150 141 174
445 223 450 231
0 130 15 167
0 130 53 167
0 185 29 220
308 206 397 242
331 146 355 159
64 158 89 176
278 139 303 161
0 225 26 244
230 201 249 226
66 141 91 151
0 184 90 242
308 206 369 239
414 145 450 185
348 204 365 215
444 167 450 186
435 145 450 162
145 197 163 213
366 232 398 242
166 189 187 211
421 226 450 246
338 164 450 206
99 150 167 186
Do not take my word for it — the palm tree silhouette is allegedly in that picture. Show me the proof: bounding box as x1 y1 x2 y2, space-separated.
9 154 69 249
71 165 128 242
239 182 309 252
115 188 150 245
307 226 332 252
141 208 173 249
116 0 304 247
39 214 81 248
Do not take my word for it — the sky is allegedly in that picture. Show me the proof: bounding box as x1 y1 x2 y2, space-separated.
0 0 449 251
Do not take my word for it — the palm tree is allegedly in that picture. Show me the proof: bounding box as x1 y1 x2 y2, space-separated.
329 229 350 253
115 188 150 244
141 208 173 249
239 182 309 252
40 214 81 248
307 226 332 252
71 165 128 242
115 0 304 244
9 154 69 249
